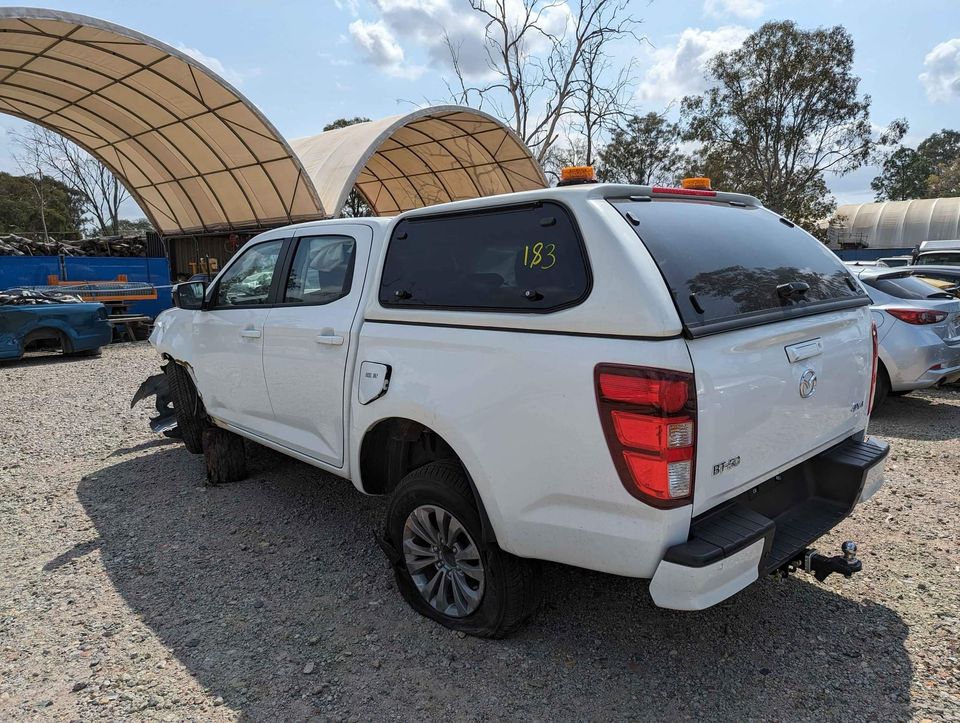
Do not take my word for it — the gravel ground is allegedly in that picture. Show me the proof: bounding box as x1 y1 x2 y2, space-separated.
0 342 958 722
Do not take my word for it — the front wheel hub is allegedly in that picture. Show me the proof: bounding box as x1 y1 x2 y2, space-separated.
402 505 485 618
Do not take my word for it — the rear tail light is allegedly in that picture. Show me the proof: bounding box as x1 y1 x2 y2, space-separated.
887 308 948 325
596 365 696 507
868 321 879 416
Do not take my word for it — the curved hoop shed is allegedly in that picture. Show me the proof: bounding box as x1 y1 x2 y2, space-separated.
833 198 960 249
290 106 547 217
0 7 324 235
0 9 546 236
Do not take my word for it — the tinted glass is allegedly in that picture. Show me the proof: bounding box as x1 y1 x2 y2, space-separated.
862 274 954 300
284 235 356 304
215 239 283 306
612 199 866 330
917 252 960 266
379 202 590 312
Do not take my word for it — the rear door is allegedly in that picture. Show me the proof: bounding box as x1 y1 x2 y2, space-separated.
260 225 371 466
612 199 873 514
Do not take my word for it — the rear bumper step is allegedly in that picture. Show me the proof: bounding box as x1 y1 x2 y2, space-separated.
650 436 888 610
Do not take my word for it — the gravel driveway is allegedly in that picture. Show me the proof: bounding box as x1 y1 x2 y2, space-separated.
1 343 957 721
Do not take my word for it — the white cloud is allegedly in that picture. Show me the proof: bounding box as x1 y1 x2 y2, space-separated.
176 44 252 86
919 38 960 103
703 0 765 20
348 19 424 79
636 26 750 106
347 0 571 82
333 0 360 16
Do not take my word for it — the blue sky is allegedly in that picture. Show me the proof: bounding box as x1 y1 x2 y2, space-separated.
1 0 959 218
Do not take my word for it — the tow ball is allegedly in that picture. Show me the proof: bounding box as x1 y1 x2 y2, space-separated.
784 541 862 582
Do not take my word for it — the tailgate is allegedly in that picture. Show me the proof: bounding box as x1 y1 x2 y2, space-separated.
687 307 873 514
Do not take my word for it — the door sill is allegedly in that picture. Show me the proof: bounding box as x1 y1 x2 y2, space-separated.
215 419 348 478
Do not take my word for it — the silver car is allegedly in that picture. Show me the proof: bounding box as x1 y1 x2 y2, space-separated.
855 268 960 407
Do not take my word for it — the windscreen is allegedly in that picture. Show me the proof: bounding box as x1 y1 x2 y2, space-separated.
611 199 868 334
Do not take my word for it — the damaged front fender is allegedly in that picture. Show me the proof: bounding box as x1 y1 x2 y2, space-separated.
131 363 180 436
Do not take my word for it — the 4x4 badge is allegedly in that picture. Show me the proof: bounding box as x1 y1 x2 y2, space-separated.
799 369 817 398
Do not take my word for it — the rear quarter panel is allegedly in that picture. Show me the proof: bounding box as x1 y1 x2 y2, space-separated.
351 322 694 578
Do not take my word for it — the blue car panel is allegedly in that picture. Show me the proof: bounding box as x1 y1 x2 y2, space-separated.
0 302 113 361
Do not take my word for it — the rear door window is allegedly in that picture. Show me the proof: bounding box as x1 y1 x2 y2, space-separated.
611 199 868 335
379 202 590 312
282 235 356 305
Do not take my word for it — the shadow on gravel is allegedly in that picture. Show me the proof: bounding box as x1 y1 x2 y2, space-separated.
870 388 960 441
0 352 92 369
73 445 914 722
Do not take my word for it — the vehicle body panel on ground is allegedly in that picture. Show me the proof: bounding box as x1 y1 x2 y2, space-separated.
0 302 112 361
147 182 887 634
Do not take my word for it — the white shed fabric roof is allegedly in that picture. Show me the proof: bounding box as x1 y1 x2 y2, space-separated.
0 10 546 236
290 107 547 218
833 198 960 249
0 7 323 235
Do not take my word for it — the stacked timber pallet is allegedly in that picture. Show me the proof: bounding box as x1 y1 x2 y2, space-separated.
0 233 148 257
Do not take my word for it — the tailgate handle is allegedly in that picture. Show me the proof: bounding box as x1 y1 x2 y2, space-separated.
785 338 822 363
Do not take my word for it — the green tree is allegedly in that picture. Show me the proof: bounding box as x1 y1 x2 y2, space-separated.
323 117 373 217
115 218 155 235
917 130 960 169
871 147 934 201
871 129 960 201
323 117 371 132
681 21 905 232
597 113 682 185
927 158 960 198
0 172 84 238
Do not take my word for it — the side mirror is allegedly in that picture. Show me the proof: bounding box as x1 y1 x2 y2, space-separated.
172 281 207 310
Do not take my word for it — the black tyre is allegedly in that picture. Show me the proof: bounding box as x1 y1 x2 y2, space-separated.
165 362 205 454
202 426 247 484
384 461 541 638
872 364 890 411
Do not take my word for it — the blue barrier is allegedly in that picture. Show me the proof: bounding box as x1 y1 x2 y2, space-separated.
0 255 173 318
833 247 913 261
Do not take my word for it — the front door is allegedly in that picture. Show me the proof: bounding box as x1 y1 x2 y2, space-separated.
192 237 285 430
260 226 371 466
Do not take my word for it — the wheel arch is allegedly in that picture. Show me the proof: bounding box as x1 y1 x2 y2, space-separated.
357 416 500 546
22 324 71 352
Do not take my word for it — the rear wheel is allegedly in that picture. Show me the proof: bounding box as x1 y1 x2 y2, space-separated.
165 362 205 454
384 461 541 638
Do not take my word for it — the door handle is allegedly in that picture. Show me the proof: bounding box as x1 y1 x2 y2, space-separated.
239 329 261 339
315 334 344 346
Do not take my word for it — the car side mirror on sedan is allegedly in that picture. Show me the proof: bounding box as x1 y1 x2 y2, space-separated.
172 281 207 310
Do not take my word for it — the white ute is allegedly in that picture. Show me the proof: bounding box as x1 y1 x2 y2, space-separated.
144 178 889 637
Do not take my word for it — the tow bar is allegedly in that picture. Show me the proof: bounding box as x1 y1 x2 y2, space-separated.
782 541 862 582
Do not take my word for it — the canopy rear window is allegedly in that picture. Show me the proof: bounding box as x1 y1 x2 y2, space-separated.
611 199 869 336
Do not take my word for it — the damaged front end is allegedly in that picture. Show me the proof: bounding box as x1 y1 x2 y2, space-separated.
131 363 180 437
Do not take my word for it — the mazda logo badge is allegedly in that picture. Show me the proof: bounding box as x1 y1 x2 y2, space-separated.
799 369 817 398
